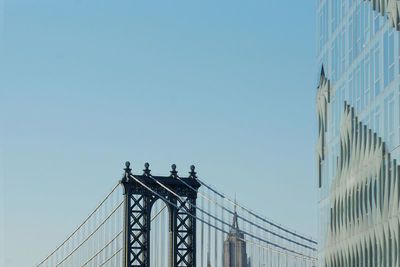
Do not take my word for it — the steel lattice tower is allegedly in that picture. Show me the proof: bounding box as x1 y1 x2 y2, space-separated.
120 162 200 267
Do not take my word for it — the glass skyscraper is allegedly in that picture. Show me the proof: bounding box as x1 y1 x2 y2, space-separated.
316 1 400 266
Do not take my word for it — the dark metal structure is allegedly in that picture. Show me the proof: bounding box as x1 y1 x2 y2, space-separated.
120 162 200 267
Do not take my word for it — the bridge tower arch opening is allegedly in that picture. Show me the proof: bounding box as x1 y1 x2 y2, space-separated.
149 198 169 267
120 162 200 267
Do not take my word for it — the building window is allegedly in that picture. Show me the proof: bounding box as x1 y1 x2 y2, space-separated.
349 15 354 63
374 44 381 96
364 53 371 107
374 11 380 34
349 72 354 107
398 89 400 145
384 93 395 147
340 30 346 74
384 29 395 88
355 65 362 112
374 106 381 134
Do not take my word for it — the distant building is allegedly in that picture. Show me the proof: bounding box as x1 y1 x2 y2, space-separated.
223 211 251 267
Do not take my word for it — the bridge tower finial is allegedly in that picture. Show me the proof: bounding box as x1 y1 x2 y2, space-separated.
189 165 197 179
122 161 132 181
170 164 178 177
143 162 151 176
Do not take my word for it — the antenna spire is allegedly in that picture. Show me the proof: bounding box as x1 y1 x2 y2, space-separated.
234 193 237 213
233 193 238 229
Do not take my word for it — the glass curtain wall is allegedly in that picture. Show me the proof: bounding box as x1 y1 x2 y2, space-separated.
316 0 400 263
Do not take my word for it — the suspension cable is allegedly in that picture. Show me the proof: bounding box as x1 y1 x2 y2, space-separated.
176 176 316 250
81 198 166 267
81 230 123 267
151 204 167 221
144 174 316 258
36 182 121 266
146 173 310 255
98 247 123 267
129 174 317 263
55 200 124 267
197 178 317 245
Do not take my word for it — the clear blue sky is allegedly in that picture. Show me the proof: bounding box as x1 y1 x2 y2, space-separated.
0 0 317 266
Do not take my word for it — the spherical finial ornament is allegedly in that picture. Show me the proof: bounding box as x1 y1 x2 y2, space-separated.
170 164 178 177
143 162 151 175
189 165 197 178
122 161 132 180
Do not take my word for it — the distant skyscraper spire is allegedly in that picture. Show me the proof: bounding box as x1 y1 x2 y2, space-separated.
233 193 238 229
234 193 237 212
223 195 251 267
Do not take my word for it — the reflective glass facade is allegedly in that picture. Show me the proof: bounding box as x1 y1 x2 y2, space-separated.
317 0 400 264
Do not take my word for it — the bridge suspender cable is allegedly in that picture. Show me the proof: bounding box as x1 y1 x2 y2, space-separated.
129 174 317 264
79 203 166 267
98 247 123 267
208 191 211 267
54 200 124 267
144 173 315 257
80 229 123 267
197 179 317 245
36 182 121 267
130 174 317 263
219 191 224 266
151 204 167 221
175 175 317 251
213 190 218 267
37 169 318 266
45 185 168 267
200 191 205 267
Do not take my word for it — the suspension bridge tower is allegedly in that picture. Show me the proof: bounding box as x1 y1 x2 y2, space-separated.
120 161 201 267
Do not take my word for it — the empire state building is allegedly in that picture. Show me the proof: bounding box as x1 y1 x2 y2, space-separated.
222 211 251 267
